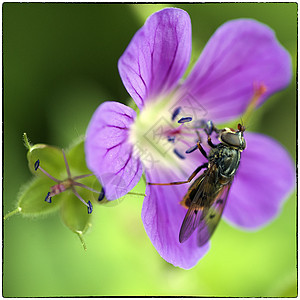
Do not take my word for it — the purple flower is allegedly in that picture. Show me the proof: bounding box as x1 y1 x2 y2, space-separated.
85 8 295 269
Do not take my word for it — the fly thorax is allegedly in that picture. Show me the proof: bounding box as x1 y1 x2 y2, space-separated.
209 145 240 178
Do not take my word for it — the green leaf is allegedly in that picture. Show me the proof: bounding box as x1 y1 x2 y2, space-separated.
18 177 63 215
60 191 92 234
27 143 66 179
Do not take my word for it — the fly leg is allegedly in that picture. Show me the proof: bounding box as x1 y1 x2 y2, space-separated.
204 120 221 136
203 121 219 148
193 121 218 154
207 136 217 148
196 140 208 159
148 163 208 186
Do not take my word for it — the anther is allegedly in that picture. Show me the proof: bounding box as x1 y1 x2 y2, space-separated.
87 201 93 214
186 144 198 154
204 120 214 136
34 159 40 171
167 136 175 143
45 192 52 203
178 117 192 124
98 187 105 202
171 107 181 121
173 148 185 160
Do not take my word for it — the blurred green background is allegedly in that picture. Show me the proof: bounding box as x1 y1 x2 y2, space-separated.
3 3 297 297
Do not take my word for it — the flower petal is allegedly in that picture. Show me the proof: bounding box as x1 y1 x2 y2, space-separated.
142 166 209 269
118 8 191 109
181 19 292 123
85 101 143 200
223 132 295 229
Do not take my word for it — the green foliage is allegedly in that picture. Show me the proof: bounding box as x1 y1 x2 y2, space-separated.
60 192 91 234
5 135 104 252
28 144 66 178
18 177 63 215
3 3 296 297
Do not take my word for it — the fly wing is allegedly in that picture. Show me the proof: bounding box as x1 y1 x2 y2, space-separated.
196 180 233 247
179 166 218 244
178 203 208 244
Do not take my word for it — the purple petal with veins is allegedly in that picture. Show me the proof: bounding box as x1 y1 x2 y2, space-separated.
143 165 209 269
180 19 292 123
85 101 143 200
223 132 295 229
118 8 191 109
85 9 295 268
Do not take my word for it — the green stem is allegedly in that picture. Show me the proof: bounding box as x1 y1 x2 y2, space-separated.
128 192 146 197
76 231 87 251
23 133 32 150
4 207 22 220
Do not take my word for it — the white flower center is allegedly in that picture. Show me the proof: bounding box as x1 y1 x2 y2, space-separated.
129 94 200 174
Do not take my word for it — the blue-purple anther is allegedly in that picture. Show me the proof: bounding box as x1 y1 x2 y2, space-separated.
34 159 40 171
98 187 105 202
186 144 198 154
178 117 193 124
171 107 181 121
45 192 52 203
173 148 185 160
87 201 93 214
167 136 175 143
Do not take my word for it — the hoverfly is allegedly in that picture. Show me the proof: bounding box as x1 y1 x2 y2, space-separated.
148 122 246 247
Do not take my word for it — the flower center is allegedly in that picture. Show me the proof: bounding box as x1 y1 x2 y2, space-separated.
34 150 104 214
129 95 200 173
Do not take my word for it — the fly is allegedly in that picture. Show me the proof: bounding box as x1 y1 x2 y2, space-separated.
148 122 246 247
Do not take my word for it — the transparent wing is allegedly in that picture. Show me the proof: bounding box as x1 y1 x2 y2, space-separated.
179 166 218 244
179 162 233 246
179 203 208 244
196 181 232 247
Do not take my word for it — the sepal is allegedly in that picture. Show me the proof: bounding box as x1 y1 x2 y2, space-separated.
18 177 63 215
27 144 65 179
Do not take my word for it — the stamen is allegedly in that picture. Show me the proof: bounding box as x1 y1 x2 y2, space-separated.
167 136 175 143
87 201 93 214
98 187 105 202
34 159 40 171
73 181 99 193
62 149 71 178
186 144 198 154
178 117 192 124
38 164 60 183
45 192 52 203
34 152 99 212
71 187 89 207
72 174 94 180
173 148 185 160
171 106 181 121
35 160 60 183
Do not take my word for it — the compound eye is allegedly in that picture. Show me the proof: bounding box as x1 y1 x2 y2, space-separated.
221 132 241 148
241 139 246 150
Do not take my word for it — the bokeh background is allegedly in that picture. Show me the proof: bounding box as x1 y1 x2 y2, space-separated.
3 3 297 297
